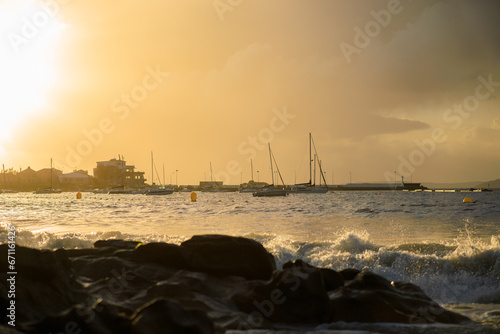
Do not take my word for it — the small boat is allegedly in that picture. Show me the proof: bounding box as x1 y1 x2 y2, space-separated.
145 152 174 195
35 189 62 194
253 144 288 197
145 185 174 195
201 162 222 192
108 187 132 194
290 133 328 194
253 188 288 197
239 160 266 193
239 188 257 193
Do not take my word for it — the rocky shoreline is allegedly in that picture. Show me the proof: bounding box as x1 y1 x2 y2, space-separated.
1 235 471 333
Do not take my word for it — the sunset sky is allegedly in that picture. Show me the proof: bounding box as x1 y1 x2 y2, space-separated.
1 0 499 185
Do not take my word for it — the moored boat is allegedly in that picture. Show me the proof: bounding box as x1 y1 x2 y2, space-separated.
289 133 329 194
252 144 288 197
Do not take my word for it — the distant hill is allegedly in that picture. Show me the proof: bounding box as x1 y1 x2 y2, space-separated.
422 181 484 189
422 179 500 189
476 179 500 189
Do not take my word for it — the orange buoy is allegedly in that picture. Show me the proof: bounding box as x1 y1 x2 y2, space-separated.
463 196 472 203
190 192 197 202
76 192 82 199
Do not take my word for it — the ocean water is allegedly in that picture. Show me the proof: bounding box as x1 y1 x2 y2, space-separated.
1 190 500 333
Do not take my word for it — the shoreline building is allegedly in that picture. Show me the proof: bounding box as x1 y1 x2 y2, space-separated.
93 156 146 188
59 170 91 188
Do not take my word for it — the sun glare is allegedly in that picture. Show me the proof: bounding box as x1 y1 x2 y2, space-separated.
0 0 66 142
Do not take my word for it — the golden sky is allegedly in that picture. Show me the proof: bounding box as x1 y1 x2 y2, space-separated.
1 0 499 185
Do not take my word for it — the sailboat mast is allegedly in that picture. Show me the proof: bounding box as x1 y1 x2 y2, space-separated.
251 159 254 182
151 151 154 185
50 158 53 189
309 133 312 185
319 160 322 186
3 164 5 190
210 162 213 182
268 143 274 185
313 154 317 186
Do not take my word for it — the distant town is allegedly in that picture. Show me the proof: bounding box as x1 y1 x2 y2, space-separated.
0 156 265 192
0 156 496 193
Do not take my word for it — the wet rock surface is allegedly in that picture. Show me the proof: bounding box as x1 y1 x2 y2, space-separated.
0 235 471 333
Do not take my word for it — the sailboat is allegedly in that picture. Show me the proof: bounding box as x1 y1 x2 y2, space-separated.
291 133 328 194
239 159 260 193
146 152 174 195
253 144 288 197
35 158 63 194
202 162 221 192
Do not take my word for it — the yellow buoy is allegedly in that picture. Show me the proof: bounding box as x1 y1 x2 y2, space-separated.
190 192 197 202
463 196 472 203
76 192 82 199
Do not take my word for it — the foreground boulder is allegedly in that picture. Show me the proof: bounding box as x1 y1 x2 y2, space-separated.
0 245 86 326
181 234 276 280
0 235 471 333
329 270 470 324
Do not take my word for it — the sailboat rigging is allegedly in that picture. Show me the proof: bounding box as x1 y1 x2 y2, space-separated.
146 151 174 195
253 144 288 197
291 133 329 194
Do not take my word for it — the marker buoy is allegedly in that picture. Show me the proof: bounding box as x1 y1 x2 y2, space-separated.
463 196 472 203
190 192 197 202
76 192 82 199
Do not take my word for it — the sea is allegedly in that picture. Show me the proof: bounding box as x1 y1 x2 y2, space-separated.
1 190 499 333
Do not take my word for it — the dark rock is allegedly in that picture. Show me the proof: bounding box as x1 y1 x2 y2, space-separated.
338 268 361 281
1 236 472 333
237 259 333 325
391 281 433 301
345 270 393 291
71 256 135 281
94 239 142 250
24 301 131 334
0 245 86 325
283 259 344 292
181 235 276 280
130 298 214 334
134 242 192 270
330 270 471 324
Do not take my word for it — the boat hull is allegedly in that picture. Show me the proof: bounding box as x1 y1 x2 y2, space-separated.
289 188 328 194
145 189 174 195
253 190 288 197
